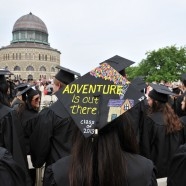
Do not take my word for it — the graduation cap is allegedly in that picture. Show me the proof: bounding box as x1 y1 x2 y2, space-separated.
0 69 13 75
16 85 34 96
55 65 81 85
100 55 135 76
148 83 176 103
131 76 147 92
56 62 145 138
26 87 40 99
15 83 28 91
0 69 13 82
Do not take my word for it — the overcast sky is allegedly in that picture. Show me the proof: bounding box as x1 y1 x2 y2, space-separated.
0 0 186 75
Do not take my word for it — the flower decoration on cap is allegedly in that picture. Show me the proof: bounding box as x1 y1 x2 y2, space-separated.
56 62 145 138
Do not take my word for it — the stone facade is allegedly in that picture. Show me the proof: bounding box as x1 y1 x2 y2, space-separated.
0 13 61 80
0 45 60 80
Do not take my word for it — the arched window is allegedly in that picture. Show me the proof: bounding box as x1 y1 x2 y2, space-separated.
45 55 47 61
51 67 55 72
28 74 33 80
39 54 41 60
40 66 46 71
26 66 34 71
14 66 21 71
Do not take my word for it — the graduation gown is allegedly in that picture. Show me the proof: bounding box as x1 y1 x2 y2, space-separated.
127 99 149 143
0 103 32 185
180 116 186 142
140 112 185 178
0 147 26 186
43 153 157 186
167 143 186 186
20 103 39 154
30 100 77 168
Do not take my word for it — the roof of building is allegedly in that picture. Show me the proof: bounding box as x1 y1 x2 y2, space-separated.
12 12 48 34
0 42 61 53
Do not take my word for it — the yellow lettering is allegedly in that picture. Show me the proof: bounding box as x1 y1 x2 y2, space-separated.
82 84 89 94
70 105 97 115
63 84 123 95
117 85 123 94
62 85 70 93
89 84 96 94
109 85 116 94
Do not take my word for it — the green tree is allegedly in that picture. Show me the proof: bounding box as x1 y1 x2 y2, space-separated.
127 45 186 82
125 66 140 81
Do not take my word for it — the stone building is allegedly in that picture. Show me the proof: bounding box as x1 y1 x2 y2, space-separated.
0 12 61 80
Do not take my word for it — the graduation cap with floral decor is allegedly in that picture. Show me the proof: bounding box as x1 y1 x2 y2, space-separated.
99 55 135 76
56 63 145 138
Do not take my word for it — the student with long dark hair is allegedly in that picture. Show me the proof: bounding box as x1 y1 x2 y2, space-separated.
167 94 186 186
30 66 81 171
0 69 31 185
0 74 10 106
140 83 185 178
42 61 157 186
44 113 157 186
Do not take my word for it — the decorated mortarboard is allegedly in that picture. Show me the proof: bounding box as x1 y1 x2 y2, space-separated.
100 55 135 76
55 65 81 85
131 76 147 92
56 62 145 138
148 83 176 103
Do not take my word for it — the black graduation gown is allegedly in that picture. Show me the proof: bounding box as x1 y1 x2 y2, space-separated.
167 143 186 186
20 103 39 155
180 116 186 125
30 100 77 168
180 116 186 142
43 153 157 186
0 147 26 186
127 99 149 143
0 104 32 185
140 112 185 178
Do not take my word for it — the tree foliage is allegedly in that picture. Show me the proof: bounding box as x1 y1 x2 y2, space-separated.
126 45 186 82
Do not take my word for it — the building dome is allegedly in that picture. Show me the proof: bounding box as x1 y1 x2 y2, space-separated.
13 12 48 34
0 12 61 81
11 12 49 45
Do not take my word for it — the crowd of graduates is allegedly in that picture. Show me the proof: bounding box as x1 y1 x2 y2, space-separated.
0 55 185 186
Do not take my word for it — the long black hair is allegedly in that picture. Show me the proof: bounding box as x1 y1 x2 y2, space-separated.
148 99 183 133
69 112 138 186
0 77 10 106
